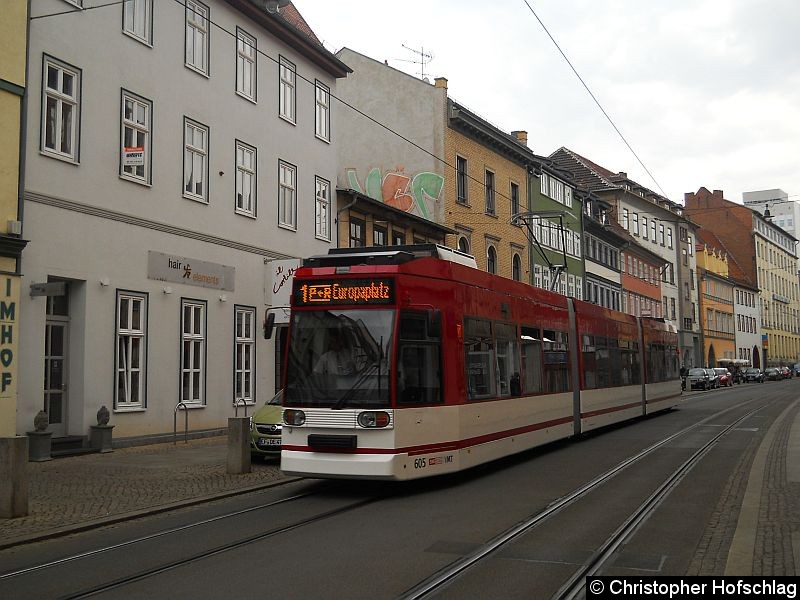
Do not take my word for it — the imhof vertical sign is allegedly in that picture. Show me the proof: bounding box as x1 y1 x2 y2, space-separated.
0 276 19 437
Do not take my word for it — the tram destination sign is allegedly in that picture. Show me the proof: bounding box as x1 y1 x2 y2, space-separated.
293 278 394 306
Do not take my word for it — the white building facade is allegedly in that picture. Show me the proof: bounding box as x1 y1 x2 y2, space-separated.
19 0 349 440
734 283 762 366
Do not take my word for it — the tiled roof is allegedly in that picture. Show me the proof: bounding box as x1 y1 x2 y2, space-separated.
549 147 619 192
279 2 323 46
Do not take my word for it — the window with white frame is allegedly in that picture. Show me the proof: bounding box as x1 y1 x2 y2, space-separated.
181 299 206 405
564 186 573 208
185 0 209 75
622 208 629 230
315 80 330 141
42 56 80 162
183 118 208 202
120 90 151 184
122 0 152 45
315 176 331 240
540 173 548 195
279 56 296 123
278 161 297 229
235 141 256 216
115 292 147 409
551 179 563 203
236 28 256 102
234 306 255 405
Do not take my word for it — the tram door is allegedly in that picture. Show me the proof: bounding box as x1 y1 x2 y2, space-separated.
44 287 69 437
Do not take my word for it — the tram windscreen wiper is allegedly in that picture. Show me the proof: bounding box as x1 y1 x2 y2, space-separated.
330 363 377 410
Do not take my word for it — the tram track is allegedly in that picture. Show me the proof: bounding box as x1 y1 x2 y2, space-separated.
58 495 381 599
1 394 771 599
399 397 765 600
1 479 384 598
0 485 316 582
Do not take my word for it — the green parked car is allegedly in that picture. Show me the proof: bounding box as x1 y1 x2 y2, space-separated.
250 390 283 460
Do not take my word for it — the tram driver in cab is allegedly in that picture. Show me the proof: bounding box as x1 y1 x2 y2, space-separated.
313 333 356 376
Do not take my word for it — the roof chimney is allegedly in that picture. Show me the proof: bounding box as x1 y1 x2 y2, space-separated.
713 189 724 198
434 77 448 89
511 131 528 146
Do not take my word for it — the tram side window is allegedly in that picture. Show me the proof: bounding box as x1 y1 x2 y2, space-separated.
647 343 664 383
521 326 543 394
620 340 641 385
608 338 622 387
465 318 496 400
543 329 571 393
594 336 610 388
398 311 442 405
667 344 679 381
582 335 597 389
495 323 520 397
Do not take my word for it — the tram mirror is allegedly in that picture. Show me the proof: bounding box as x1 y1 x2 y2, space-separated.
263 311 276 339
427 310 441 338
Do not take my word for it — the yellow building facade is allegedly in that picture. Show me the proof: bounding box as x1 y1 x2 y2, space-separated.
755 230 800 366
696 245 735 366
443 100 531 281
0 0 28 437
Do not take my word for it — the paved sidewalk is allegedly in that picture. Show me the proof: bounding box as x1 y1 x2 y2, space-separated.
0 436 292 549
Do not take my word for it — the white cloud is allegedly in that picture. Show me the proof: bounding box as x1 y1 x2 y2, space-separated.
295 0 800 203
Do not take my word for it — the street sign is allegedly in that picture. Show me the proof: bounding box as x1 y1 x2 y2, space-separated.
29 282 65 297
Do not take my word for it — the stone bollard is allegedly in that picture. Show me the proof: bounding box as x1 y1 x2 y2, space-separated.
90 425 114 453
27 410 52 462
0 436 29 518
227 417 251 474
90 405 114 453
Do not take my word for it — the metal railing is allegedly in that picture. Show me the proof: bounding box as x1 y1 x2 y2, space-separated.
173 401 189 445
233 398 249 417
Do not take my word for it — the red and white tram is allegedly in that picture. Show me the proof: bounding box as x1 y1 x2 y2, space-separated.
275 245 680 481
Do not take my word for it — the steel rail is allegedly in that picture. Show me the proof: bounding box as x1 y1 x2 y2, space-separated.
60 497 381 599
555 405 763 600
399 397 762 600
0 482 312 581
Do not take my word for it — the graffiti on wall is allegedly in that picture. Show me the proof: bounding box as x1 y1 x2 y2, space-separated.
346 167 444 221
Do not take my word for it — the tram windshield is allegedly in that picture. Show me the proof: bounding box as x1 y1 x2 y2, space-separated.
284 309 394 408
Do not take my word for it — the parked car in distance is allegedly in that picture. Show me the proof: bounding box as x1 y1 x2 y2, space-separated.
250 389 283 460
714 368 732 387
688 367 710 390
793 363 800 377
744 368 764 383
764 367 782 381
704 368 720 389
779 366 792 379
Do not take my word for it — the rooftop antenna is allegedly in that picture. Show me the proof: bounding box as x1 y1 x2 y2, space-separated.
396 44 434 80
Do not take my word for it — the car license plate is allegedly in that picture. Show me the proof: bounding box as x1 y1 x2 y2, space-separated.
258 438 281 446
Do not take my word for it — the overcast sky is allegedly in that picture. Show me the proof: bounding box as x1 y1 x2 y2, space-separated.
294 0 800 205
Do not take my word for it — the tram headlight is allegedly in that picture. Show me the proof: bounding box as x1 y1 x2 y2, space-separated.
357 411 390 428
283 409 306 426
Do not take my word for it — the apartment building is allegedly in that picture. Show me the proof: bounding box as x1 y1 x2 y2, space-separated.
550 148 702 367
685 188 800 367
19 0 349 441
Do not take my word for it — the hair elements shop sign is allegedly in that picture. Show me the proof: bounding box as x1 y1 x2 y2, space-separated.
148 251 235 291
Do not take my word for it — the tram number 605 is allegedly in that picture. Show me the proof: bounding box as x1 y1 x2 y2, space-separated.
414 458 427 469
